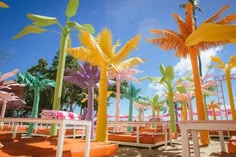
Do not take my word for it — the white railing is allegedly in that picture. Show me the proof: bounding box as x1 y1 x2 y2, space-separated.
179 120 236 157
107 121 172 149
0 118 91 157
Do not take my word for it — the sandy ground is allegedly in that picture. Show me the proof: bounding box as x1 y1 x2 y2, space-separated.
112 137 236 157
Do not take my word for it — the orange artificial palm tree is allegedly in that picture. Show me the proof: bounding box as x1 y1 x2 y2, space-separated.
207 100 221 120
146 3 236 145
67 28 143 141
0 2 8 8
210 56 236 120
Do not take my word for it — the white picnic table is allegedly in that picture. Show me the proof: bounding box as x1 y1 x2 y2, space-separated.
0 118 91 157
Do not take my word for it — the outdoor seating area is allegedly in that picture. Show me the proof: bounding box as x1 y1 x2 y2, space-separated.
1 0 236 157
0 136 118 157
107 121 171 149
0 118 118 157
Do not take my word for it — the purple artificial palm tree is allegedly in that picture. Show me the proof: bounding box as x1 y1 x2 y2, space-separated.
64 62 100 139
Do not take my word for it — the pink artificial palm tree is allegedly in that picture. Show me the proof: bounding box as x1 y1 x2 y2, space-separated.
109 68 142 122
0 69 25 118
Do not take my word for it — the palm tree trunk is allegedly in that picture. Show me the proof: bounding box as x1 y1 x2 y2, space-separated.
225 70 236 120
127 95 133 132
96 64 108 142
28 88 40 135
212 107 216 120
50 28 69 136
141 107 144 121
87 85 95 139
168 87 176 133
182 96 188 120
157 109 160 119
115 75 121 122
187 98 194 120
189 48 209 145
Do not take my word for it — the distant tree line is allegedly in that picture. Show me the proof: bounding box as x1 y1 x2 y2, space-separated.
20 51 128 115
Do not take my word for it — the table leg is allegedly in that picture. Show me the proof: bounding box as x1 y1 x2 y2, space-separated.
84 122 91 157
181 128 190 157
192 130 200 157
56 123 66 157
219 131 226 152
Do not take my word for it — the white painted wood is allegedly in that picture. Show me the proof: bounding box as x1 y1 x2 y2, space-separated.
0 118 92 157
179 120 236 157
107 121 171 149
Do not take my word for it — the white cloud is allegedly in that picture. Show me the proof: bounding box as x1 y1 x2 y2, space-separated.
231 67 236 74
174 46 223 77
147 83 166 96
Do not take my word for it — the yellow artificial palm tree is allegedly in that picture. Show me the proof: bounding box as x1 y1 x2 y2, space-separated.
67 28 143 141
0 2 8 8
185 23 236 46
210 56 236 120
146 3 236 145
207 100 221 120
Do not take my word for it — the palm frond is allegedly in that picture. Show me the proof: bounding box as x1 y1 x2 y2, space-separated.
175 46 189 58
211 56 225 67
203 5 230 23
114 57 144 72
96 28 113 58
139 76 161 83
114 34 141 63
40 79 55 88
217 14 236 25
67 47 102 66
147 34 185 54
79 31 108 63
185 23 236 46
185 3 194 33
229 56 236 68
112 40 121 52
172 14 190 39
0 69 18 82
0 2 8 8
197 41 227 51
148 29 185 52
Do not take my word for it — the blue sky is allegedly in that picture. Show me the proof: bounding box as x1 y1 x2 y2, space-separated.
0 0 236 117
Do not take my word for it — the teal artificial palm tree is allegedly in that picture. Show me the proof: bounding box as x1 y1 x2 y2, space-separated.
122 83 141 131
17 72 55 135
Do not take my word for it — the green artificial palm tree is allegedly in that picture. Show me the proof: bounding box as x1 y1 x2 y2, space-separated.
140 64 177 133
17 72 55 135
67 28 142 141
145 94 166 120
13 0 94 135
